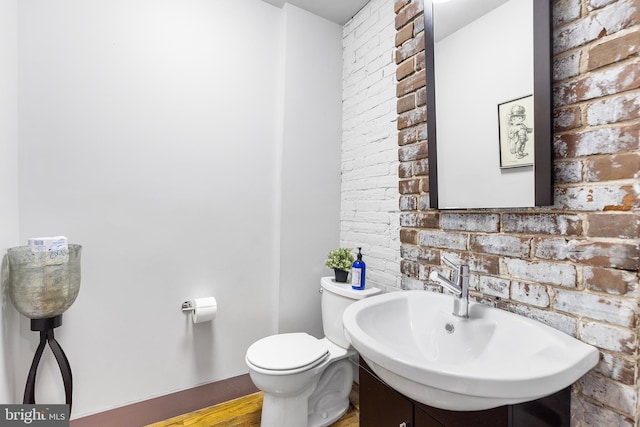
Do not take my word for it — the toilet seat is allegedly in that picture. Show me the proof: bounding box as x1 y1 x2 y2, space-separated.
246 333 329 374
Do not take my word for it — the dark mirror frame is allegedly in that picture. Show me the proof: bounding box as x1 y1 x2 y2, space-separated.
424 0 553 209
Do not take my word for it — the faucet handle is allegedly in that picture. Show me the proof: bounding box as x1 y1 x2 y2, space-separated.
428 270 440 282
442 257 469 277
442 257 458 269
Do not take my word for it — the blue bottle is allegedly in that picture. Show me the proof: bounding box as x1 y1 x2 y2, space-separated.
351 247 366 290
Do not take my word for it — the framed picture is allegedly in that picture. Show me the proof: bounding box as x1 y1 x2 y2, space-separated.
498 95 534 168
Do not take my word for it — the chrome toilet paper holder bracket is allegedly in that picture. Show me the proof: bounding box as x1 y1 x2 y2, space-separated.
181 297 217 324
181 301 195 313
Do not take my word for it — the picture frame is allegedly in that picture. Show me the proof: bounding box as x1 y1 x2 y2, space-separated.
498 95 534 168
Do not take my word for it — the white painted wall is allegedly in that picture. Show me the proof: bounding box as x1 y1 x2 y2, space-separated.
0 0 20 406
278 5 343 336
11 0 342 418
341 0 400 291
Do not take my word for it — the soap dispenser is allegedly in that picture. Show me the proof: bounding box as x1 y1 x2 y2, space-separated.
351 247 366 290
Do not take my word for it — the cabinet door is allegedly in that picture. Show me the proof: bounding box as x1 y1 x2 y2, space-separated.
509 387 570 427
359 364 414 427
415 401 508 427
414 406 445 427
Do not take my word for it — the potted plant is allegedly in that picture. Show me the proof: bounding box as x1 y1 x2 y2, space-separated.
325 248 355 283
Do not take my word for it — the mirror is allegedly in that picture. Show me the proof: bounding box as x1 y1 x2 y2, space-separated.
424 0 552 209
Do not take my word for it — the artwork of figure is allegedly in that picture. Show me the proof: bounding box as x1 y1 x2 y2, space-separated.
508 104 533 159
498 95 534 168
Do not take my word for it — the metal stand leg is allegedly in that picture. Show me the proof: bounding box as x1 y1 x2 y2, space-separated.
23 315 73 413
23 331 47 405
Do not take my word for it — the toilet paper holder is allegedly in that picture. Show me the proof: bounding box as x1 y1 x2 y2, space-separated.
181 301 195 312
181 297 217 323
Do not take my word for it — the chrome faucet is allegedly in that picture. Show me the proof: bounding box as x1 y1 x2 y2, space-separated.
429 258 470 318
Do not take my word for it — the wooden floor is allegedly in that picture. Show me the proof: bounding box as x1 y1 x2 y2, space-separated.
147 386 359 427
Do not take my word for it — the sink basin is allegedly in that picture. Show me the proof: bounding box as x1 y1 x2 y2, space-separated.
342 290 599 411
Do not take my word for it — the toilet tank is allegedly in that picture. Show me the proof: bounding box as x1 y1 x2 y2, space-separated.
320 276 381 348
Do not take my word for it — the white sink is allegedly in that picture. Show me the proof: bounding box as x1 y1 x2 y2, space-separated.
342 290 599 411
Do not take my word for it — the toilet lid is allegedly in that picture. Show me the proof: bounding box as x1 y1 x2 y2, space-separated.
246 333 329 371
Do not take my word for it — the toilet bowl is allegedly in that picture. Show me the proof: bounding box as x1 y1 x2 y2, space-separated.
245 276 381 427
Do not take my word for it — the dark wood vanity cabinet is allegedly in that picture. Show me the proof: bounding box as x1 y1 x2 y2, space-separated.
359 362 569 427
358 360 414 425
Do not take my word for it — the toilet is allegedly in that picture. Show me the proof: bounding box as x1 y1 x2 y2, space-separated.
245 276 381 427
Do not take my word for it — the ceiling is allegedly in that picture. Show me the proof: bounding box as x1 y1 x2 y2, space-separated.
260 0 371 25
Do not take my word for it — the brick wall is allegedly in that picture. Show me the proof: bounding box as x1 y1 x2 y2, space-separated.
395 0 640 424
341 0 401 290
